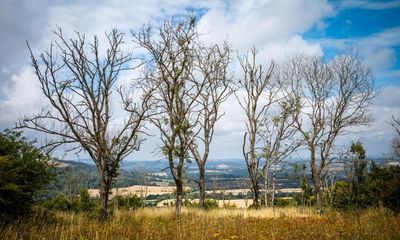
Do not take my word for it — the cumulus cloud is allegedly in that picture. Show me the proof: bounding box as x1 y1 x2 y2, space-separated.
197 0 334 51
0 0 398 159
317 27 400 81
0 67 45 127
358 86 400 155
0 0 50 91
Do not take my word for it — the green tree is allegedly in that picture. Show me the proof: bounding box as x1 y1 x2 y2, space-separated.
367 163 400 213
348 142 370 207
0 130 54 217
330 181 351 209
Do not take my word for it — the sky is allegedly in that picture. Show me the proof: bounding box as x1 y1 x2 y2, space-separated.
0 0 399 161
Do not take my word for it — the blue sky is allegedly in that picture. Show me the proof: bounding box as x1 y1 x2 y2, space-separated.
304 2 400 86
0 0 399 160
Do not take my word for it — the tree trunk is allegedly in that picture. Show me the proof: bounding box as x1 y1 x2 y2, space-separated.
99 173 109 220
175 180 183 216
315 179 323 214
264 167 269 207
198 165 206 208
252 180 260 209
272 162 277 207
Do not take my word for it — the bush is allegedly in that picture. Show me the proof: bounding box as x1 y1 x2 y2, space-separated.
0 130 54 217
181 199 219 210
113 195 142 210
204 199 218 210
274 198 292 207
330 181 352 210
328 164 400 213
74 189 97 212
42 194 72 211
292 193 315 207
43 189 98 213
368 164 400 213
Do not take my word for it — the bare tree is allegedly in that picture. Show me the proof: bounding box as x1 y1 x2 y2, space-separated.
389 115 400 136
285 53 374 213
389 116 400 158
260 93 302 207
20 28 153 218
189 42 233 208
236 47 275 209
132 16 204 215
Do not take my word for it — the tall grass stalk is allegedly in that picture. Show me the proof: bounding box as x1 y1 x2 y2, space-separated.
1 207 399 239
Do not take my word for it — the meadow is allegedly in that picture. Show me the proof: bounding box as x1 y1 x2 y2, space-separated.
1 207 399 240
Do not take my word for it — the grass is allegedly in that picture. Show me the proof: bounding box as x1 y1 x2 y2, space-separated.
1 207 399 239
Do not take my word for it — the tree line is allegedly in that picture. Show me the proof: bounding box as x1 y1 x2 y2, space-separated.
15 15 385 218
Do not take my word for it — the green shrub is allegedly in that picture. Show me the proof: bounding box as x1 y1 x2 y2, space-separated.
113 195 142 210
42 194 72 211
328 164 400 213
368 164 400 213
204 199 218 210
42 189 98 214
274 198 292 207
0 130 55 217
74 189 97 212
181 199 219 210
330 181 352 210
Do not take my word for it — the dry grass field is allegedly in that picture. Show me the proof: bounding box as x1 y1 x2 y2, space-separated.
1 207 399 240
157 199 256 208
87 185 191 197
87 186 302 200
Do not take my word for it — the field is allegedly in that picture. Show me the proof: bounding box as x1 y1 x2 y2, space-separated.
87 185 184 197
1 207 399 240
156 199 256 208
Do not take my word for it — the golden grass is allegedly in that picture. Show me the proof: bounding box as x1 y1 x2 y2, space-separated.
87 185 191 198
1 207 399 240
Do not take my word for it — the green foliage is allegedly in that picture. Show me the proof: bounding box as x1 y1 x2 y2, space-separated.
350 142 368 187
75 189 97 212
43 189 98 213
350 142 366 160
292 163 314 206
113 195 142 210
330 181 351 209
329 163 400 213
182 199 219 210
274 198 292 207
42 194 72 211
367 163 400 213
204 199 218 210
0 130 54 217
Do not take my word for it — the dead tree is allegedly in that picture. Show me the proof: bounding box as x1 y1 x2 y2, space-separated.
260 93 302 207
285 53 374 213
20 28 152 219
132 17 203 215
389 116 400 158
236 47 275 209
389 116 400 136
189 42 233 208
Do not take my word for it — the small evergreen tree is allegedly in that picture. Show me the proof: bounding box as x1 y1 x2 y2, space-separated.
349 142 370 208
0 130 54 217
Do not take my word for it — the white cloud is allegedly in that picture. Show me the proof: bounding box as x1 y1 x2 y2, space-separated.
317 27 400 73
0 67 45 127
198 0 334 50
1 0 398 160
